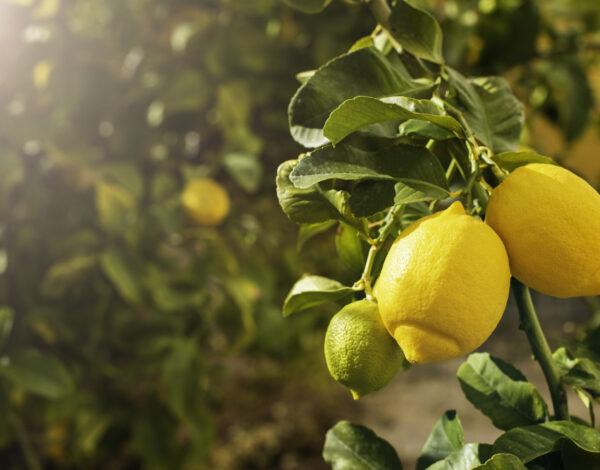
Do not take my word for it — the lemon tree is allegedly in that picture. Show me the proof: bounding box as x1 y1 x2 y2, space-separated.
279 0 600 468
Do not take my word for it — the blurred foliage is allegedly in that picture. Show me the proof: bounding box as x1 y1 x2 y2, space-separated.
0 0 372 468
0 0 599 469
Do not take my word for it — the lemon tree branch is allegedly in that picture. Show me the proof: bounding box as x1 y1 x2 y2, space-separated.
511 278 570 421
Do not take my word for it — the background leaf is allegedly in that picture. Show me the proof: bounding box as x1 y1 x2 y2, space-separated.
426 443 481 470
447 69 524 153
323 96 462 144
289 47 417 147
416 410 465 470
492 151 556 172
457 353 548 430
0 348 74 398
283 0 332 14
323 420 403 470
290 144 449 200
474 453 527 469
493 421 600 463
389 0 444 64
283 275 354 316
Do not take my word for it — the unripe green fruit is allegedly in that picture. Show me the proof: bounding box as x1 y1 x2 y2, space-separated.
324 299 409 399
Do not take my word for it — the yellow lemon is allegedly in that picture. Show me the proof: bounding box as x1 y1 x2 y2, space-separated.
374 201 510 365
181 178 230 226
324 299 409 399
486 163 600 298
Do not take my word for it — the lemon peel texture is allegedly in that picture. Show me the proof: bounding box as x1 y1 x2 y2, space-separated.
486 163 600 298
181 178 230 226
324 300 409 399
374 201 510 365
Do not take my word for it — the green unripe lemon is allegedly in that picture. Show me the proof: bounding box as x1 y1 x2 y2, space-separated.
324 299 409 400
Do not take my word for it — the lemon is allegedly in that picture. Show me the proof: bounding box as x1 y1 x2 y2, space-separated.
324 299 409 399
374 201 510 365
181 178 230 226
486 163 600 298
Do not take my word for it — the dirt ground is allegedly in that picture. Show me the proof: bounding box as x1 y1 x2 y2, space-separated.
355 293 593 469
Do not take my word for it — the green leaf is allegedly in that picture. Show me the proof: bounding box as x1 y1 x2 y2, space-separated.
283 275 354 317
283 0 331 14
492 151 556 173
0 348 74 398
473 453 527 469
457 353 548 430
397 119 455 140
447 69 524 153
276 160 365 232
493 421 600 463
388 0 444 64
289 47 417 147
553 347 600 397
416 410 465 470
162 340 201 417
349 181 396 218
323 421 403 470
95 181 136 234
323 96 463 145
426 443 481 470
297 221 337 251
100 250 144 305
223 153 263 193
335 223 367 276
290 144 449 200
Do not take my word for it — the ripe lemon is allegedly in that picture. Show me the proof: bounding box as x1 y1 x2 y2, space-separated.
324 299 409 399
486 163 600 298
181 178 230 226
374 201 510 365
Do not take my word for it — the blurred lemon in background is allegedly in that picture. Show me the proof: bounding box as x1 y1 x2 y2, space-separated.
181 178 230 226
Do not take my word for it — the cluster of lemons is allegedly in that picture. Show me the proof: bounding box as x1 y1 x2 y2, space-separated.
326 163 600 399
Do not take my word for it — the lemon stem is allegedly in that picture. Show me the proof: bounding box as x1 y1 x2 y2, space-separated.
511 278 570 421
358 206 404 298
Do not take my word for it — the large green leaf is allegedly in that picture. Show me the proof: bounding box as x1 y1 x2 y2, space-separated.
447 69 524 153
335 223 368 276
553 347 600 397
289 144 449 199
349 180 396 218
473 453 527 469
388 0 444 64
283 0 331 14
323 421 403 470
397 119 455 140
0 348 74 398
457 353 548 430
276 160 365 232
416 410 465 470
289 47 418 148
492 151 556 173
323 96 463 144
426 443 481 470
283 275 354 317
493 421 600 463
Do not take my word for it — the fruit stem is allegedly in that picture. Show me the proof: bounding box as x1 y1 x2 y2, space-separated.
357 205 404 298
511 278 570 421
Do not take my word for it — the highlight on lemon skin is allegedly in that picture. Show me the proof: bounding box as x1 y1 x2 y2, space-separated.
324 299 409 400
374 201 511 365
486 163 600 298
181 177 230 227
